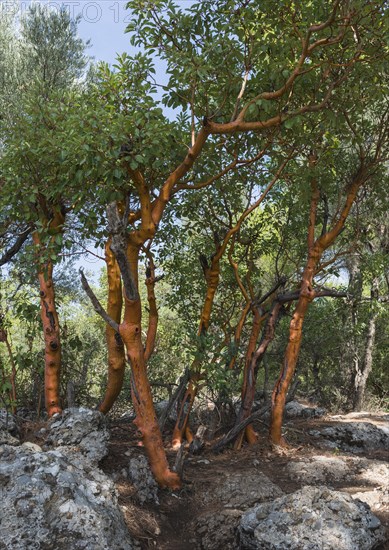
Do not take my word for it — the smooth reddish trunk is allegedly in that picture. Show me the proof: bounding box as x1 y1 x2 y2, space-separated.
270 162 364 445
228 302 251 371
144 259 158 362
172 372 200 449
235 302 282 449
117 244 180 489
234 308 263 449
98 241 125 414
270 293 312 445
34 231 62 417
120 294 180 488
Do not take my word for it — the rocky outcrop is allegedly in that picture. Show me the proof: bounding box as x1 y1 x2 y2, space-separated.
309 419 389 453
194 510 242 550
192 470 283 549
201 469 283 509
239 486 386 550
0 444 136 550
287 455 389 486
0 409 18 433
0 425 19 445
128 454 159 505
45 407 109 462
284 400 326 419
286 455 389 518
0 409 19 445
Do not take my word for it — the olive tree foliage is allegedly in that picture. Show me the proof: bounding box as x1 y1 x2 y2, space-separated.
0 8 17 114
0 6 91 261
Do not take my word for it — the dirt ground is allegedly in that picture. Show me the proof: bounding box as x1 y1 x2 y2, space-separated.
99 413 389 550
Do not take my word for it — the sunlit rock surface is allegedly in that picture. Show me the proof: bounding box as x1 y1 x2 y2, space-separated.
0 443 136 550
239 486 386 550
45 407 109 462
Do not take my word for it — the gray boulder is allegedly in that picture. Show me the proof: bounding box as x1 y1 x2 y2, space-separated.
128 454 159 505
195 509 242 550
0 444 135 550
46 407 109 462
0 426 20 445
191 471 283 549
201 469 283 510
0 409 19 445
284 401 326 419
239 486 386 550
0 409 18 434
309 421 389 453
286 455 351 484
154 399 177 421
287 454 389 486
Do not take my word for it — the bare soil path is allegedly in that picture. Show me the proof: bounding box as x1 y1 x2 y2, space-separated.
100 412 389 549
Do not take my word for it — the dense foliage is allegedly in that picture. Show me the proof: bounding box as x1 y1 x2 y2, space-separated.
0 1 387 486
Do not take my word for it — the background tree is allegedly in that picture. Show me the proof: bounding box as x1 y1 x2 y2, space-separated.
0 6 90 415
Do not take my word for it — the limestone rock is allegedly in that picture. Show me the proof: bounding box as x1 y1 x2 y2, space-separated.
309 420 389 453
239 486 386 550
352 487 389 512
46 407 109 462
0 444 136 550
190 471 283 549
128 454 159 505
194 509 241 550
201 470 283 510
22 441 42 452
287 455 353 484
0 409 19 445
287 455 389 486
154 400 177 421
0 409 18 435
284 400 326 419
0 426 20 445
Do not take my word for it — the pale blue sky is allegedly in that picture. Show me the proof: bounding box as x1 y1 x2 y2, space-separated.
75 0 194 66
76 1 136 64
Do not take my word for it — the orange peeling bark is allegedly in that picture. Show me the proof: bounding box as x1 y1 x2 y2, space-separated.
33 219 63 417
144 260 158 363
120 294 181 489
98 241 125 414
270 164 365 445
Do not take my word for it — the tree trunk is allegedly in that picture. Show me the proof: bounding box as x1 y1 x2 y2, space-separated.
144 258 158 362
121 294 181 488
270 287 312 444
235 302 282 449
233 307 263 449
1 329 17 413
353 278 379 411
345 254 363 409
270 160 365 445
98 241 125 414
33 225 63 417
172 371 200 449
119 244 180 489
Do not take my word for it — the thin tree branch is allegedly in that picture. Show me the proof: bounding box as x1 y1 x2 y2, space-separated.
79 268 120 333
0 227 32 267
